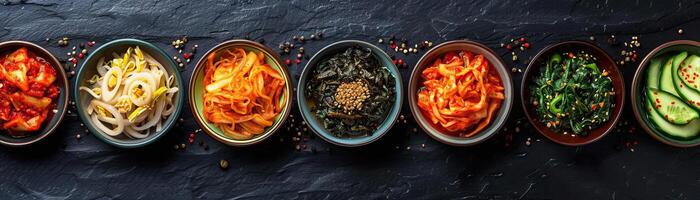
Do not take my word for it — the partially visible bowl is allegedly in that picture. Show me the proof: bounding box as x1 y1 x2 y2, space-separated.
189 39 292 146
631 40 700 147
521 41 625 146
74 39 185 148
408 40 514 146
297 40 403 147
0 41 69 147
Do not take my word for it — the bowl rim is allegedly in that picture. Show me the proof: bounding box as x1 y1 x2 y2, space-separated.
408 40 514 146
73 38 185 148
631 40 700 147
188 39 292 146
297 39 404 147
520 40 625 146
0 40 69 147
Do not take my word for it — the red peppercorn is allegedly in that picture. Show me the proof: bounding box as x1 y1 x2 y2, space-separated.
568 52 574 58
505 44 512 50
523 43 530 48
389 43 397 49
78 53 84 59
189 133 195 138
188 138 194 144
397 59 404 66
183 53 191 59
392 59 398 65
71 58 77 64
285 59 291 65
519 37 526 42
294 59 301 64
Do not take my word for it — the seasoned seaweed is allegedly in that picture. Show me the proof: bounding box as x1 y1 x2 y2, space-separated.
305 46 396 138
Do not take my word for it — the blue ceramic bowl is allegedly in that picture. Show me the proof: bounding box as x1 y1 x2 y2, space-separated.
297 40 403 147
74 39 185 148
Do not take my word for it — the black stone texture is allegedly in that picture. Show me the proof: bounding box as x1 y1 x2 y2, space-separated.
1 0 699 199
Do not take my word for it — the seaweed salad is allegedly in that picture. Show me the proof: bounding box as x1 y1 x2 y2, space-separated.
529 51 615 136
305 46 396 138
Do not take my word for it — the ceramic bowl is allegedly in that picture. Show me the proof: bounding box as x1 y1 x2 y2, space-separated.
408 40 514 146
189 39 292 146
631 40 700 147
297 40 403 147
521 41 625 146
0 41 69 147
74 39 185 148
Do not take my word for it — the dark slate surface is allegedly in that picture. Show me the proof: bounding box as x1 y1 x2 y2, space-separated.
1 0 700 199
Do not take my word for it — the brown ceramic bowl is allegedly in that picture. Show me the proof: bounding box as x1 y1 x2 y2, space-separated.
0 41 69 147
631 40 700 147
521 41 625 146
408 40 514 146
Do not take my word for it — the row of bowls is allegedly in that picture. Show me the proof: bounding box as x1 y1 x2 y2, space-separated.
0 39 696 148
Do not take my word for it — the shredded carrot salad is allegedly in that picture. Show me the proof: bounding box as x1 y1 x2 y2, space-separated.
417 51 504 137
202 48 287 140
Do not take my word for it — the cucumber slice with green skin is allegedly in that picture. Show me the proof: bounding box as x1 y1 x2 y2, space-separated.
646 56 665 89
679 55 700 92
661 52 687 96
646 96 700 138
647 88 699 124
671 53 700 111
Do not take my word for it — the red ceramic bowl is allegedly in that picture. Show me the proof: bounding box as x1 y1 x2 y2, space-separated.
521 41 625 146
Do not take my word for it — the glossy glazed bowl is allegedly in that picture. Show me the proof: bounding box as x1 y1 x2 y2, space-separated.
74 39 185 148
189 40 292 146
408 40 514 146
297 40 403 147
631 40 700 147
521 41 625 146
0 41 69 147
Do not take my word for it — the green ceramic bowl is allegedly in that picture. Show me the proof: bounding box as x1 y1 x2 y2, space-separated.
0 41 69 147
74 39 185 148
297 40 404 147
632 40 700 147
189 40 292 146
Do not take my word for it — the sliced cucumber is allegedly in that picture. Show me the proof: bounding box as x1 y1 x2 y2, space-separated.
660 52 687 96
671 53 700 111
647 88 699 124
646 96 700 138
679 55 700 92
646 56 665 89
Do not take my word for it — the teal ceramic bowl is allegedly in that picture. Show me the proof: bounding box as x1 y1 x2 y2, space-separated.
74 39 185 148
297 40 404 147
0 41 69 147
189 39 292 146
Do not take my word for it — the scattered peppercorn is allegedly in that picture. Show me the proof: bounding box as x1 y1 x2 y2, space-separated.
219 159 229 170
